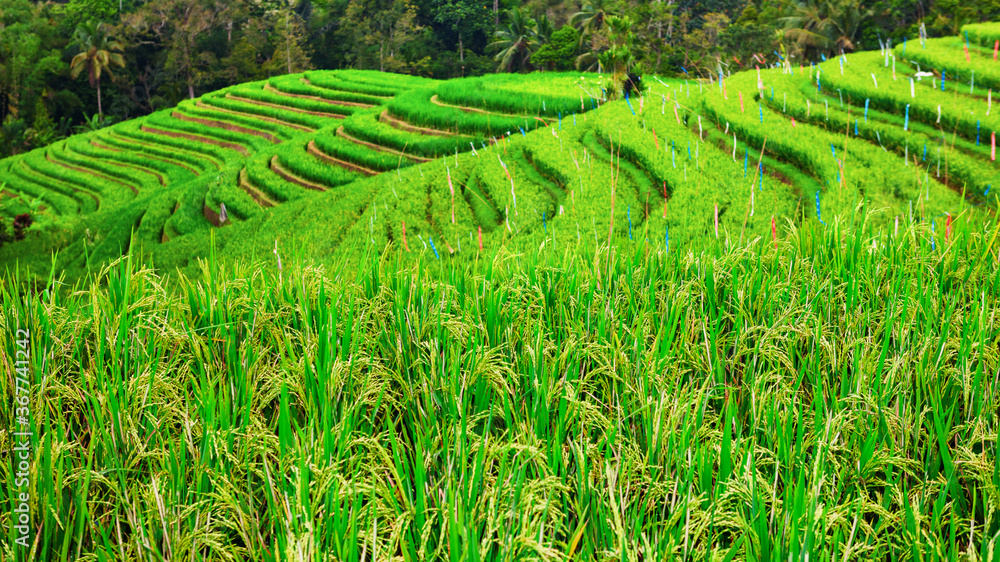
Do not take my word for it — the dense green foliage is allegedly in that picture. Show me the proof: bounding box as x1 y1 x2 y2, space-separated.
5 214 1000 559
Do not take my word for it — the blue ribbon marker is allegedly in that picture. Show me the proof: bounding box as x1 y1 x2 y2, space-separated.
666 226 669 252
831 143 836 158
625 92 635 115
770 86 774 101
429 237 440 259
744 150 748 177
816 191 827 225
977 120 981 145
855 120 859 136
627 206 633 240
543 212 546 232
931 220 936 251
941 70 946 91
759 162 764 191
558 112 562 129
759 104 763 123
821 53 827 61
688 141 691 160
904 105 910 131
903 38 907 55
519 127 526 137
680 66 688 75
864 98 869 122
987 184 992 196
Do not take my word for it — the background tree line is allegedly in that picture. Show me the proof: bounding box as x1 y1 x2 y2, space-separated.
1 0 998 159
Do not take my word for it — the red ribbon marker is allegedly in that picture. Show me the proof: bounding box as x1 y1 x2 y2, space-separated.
402 221 409 251
771 216 777 250
478 226 483 251
994 40 999 61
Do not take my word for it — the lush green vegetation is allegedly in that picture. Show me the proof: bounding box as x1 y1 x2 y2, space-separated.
6 211 1000 560
4 16 1000 561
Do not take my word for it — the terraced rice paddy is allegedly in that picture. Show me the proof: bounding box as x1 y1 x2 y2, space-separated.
3 26 1000 562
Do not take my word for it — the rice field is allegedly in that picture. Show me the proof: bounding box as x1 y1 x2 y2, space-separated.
2 23 1000 562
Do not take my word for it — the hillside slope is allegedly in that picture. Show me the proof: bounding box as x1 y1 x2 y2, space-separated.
1 30 995 283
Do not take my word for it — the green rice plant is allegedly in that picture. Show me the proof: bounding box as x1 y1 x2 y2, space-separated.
269 74 386 106
98 130 214 176
199 93 332 131
761 69 1000 207
4 206 1000 560
896 37 1000 92
702 67 965 221
963 21 1000 46
146 113 274 154
312 132 406 172
162 180 212 237
341 112 475 158
176 100 299 142
3 159 83 215
110 123 226 170
276 141 361 189
387 88 548 136
304 72 401 97
244 150 307 203
334 69 438 90
820 51 997 146
135 189 181 243
66 135 187 185
145 111 265 154
216 83 354 116
436 72 603 116
49 142 157 192
21 149 135 207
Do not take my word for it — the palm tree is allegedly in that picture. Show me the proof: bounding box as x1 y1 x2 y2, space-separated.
781 0 873 56
571 0 618 49
488 8 538 73
825 0 873 52
535 13 554 46
70 21 126 117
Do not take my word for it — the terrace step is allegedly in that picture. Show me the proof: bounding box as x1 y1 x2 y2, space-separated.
264 82 370 109
92 140 201 176
430 94 550 127
198 99 315 133
170 111 280 143
141 125 249 156
46 151 138 195
307 140 379 176
84 142 167 186
18 159 102 212
336 126 432 163
239 168 278 207
270 155 328 191
380 110 463 137
226 92 348 117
